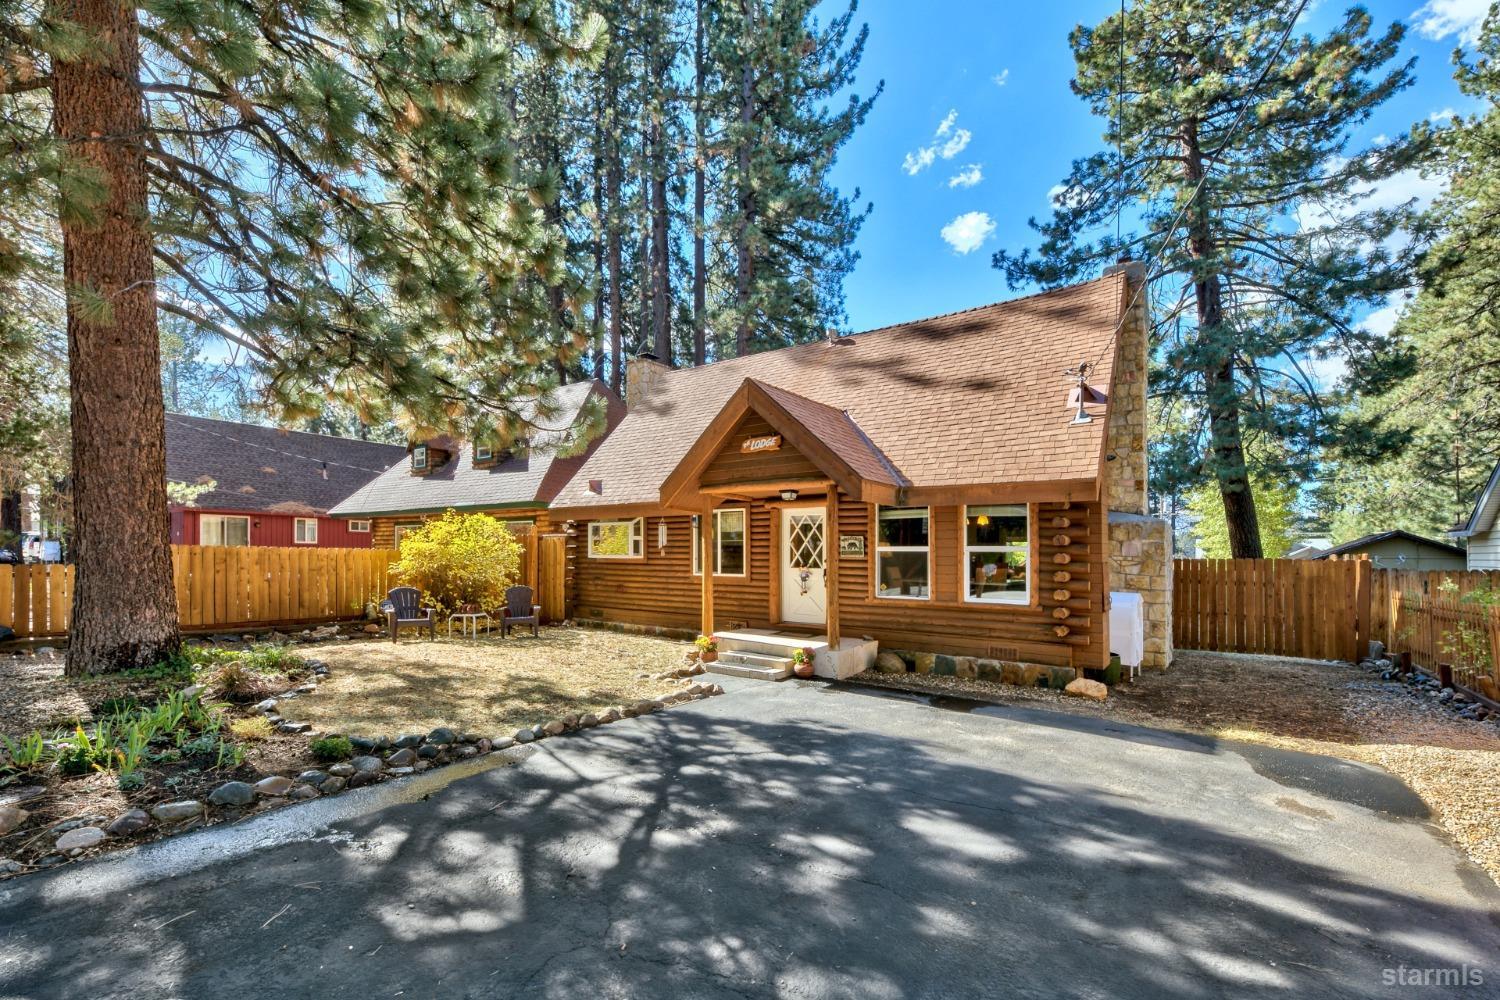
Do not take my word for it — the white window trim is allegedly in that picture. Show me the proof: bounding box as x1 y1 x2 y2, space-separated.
200 513 251 547
875 506 930 601
692 509 748 577
411 445 428 470
474 443 493 462
588 518 644 559
294 517 318 544
393 523 421 546
348 520 371 533
962 504 1030 605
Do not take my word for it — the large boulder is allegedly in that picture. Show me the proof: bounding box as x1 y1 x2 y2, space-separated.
874 652 907 674
207 781 256 807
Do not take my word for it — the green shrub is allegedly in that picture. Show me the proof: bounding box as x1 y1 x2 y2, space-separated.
56 725 115 776
391 510 523 616
1 731 49 771
117 771 146 791
209 661 274 701
237 643 305 674
310 735 353 762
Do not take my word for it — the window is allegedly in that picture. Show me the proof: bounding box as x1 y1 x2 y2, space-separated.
876 507 929 599
200 514 250 547
474 443 493 462
348 520 371 533
411 445 428 471
294 517 318 544
588 518 643 559
393 523 421 547
964 504 1029 604
692 509 747 576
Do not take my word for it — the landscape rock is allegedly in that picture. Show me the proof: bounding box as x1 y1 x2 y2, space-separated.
542 720 567 737
386 766 415 776
427 727 457 746
328 762 356 777
0 806 29 836
476 738 492 753
386 748 417 767
600 709 621 723
255 699 279 714
347 769 381 789
351 755 384 773
0 786 45 807
320 777 347 794
254 775 295 797
913 652 936 674
287 784 319 801
461 732 481 744
56 826 105 853
709 684 724 695
150 800 203 823
456 745 479 758
417 744 440 760
349 736 377 752
277 721 312 734
874 652 907 674
954 657 979 680
0 859 22 874
297 769 329 786
363 623 382 634
105 809 151 836
1064 678 1109 702
579 713 599 728
491 737 516 750
394 734 423 749
515 729 535 744
207 781 256 806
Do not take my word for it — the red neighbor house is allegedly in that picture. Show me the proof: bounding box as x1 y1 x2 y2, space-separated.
166 414 405 548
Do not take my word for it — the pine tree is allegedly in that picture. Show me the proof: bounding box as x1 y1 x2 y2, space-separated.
2 0 605 672
994 1 1431 557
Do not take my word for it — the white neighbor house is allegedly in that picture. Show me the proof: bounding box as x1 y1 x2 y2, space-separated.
1451 460 1500 569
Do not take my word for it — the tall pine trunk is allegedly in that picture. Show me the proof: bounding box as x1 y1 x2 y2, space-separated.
591 138 606 383
733 0 755 357
692 0 707 366
606 150 624 395
1182 120 1262 559
0 491 20 563
52 0 181 673
650 107 671 362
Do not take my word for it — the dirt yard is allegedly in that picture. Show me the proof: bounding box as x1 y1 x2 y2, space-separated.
854 651 1500 886
280 627 689 737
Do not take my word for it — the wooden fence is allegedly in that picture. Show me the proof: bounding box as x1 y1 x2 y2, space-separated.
0 546 400 639
1175 559 1500 701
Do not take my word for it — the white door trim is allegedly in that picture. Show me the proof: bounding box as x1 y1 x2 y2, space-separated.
780 505 827 625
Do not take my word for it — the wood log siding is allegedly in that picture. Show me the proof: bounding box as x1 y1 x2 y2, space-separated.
699 414 825 492
570 495 1110 669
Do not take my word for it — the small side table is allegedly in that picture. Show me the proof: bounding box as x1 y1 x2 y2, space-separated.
448 611 491 639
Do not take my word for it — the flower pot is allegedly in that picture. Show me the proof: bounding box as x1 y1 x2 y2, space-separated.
793 661 814 679
700 650 718 663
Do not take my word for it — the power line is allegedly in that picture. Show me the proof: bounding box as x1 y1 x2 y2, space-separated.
1084 0 1313 379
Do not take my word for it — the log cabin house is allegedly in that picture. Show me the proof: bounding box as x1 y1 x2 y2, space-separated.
166 414 406 549
549 264 1174 680
327 380 624 547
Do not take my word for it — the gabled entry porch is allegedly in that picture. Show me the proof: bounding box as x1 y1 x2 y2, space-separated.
658 378 900 678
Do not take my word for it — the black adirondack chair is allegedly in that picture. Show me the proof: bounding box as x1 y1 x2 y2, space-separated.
500 585 541 638
381 586 436 643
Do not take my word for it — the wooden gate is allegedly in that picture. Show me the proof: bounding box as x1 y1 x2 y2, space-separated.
539 534 567 623
1173 558 1372 662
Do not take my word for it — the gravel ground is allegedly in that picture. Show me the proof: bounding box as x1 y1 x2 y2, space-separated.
281 626 688 736
853 650 1500 886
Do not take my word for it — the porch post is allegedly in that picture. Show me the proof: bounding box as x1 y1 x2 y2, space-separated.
826 492 840 647
700 504 715 637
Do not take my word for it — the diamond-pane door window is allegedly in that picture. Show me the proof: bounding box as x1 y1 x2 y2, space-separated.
789 515 825 569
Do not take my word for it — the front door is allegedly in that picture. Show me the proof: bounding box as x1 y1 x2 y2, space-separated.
780 506 827 624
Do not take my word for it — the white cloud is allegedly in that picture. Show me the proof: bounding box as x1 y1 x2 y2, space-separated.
1297 166 1447 236
1430 107 1457 122
992 69 1009 87
948 164 983 189
940 211 996 254
1411 0 1491 43
904 111 975 175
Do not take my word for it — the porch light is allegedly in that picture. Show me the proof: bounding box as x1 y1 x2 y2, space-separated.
780 489 799 501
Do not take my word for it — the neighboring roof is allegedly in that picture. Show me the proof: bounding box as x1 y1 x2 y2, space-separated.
1454 459 1500 538
327 381 622 517
552 274 1127 512
166 414 406 516
1309 530 1466 560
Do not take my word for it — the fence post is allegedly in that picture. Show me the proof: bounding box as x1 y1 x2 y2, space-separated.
1353 557 1372 662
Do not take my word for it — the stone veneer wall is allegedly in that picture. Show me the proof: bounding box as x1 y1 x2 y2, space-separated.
1102 259 1173 671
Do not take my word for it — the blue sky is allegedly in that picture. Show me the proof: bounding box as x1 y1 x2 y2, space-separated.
827 0 1491 334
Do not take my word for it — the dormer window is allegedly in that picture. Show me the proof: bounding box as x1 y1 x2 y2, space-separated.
411 445 428 471
474 443 493 463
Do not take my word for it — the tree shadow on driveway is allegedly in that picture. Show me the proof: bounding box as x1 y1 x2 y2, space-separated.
3 698 1498 999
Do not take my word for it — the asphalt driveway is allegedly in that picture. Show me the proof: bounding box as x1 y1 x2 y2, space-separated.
1 679 1497 999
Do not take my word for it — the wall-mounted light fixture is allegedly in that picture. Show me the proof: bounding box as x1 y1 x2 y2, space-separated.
780 489 799 502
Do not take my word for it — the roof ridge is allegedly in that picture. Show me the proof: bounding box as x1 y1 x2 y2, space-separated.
645 273 1123 380
165 412 404 450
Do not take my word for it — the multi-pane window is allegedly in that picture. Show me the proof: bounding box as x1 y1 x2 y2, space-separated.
294 517 318 544
411 445 428 471
589 518 644 558
200 514 250 547
348 520 371 533
964 504 1029 603
876 507 929 599
692 509 747 576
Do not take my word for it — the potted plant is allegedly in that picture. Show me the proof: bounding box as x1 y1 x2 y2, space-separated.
792 647 816 679
695 634 719 663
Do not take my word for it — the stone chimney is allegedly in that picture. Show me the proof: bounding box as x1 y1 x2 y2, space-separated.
625 353 672 410
1102 258 1148 516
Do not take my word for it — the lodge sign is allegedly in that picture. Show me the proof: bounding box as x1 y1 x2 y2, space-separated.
741 434 782 454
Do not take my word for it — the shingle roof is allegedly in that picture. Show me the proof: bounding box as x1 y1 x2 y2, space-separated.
750 381 906 489
552 274 1126 511
328 381 622 517
165 414 406 516
1310 530 1466 559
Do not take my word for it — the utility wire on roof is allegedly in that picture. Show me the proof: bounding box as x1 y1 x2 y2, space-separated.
1087 0 1312 375
165 415 395 475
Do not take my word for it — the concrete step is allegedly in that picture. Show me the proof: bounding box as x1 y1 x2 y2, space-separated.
706 650 792 681
715 630 828 660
